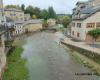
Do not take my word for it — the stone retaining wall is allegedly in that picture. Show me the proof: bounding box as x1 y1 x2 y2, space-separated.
62 42 100 64
0 47 6 80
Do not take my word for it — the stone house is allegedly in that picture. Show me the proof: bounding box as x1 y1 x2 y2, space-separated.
24 14 31 21
71 0 100 42
23 19 43 33
47 19 56 27
4 8 25 21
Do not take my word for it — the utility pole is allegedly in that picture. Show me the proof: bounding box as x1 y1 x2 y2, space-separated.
0 0 4 16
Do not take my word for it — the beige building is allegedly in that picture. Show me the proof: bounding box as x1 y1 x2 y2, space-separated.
24 14 31 21
71 0 100 41
23 19 43 32
47 19 56 27
4 8 25 21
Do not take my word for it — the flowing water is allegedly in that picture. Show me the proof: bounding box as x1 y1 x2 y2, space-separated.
22 32 100 80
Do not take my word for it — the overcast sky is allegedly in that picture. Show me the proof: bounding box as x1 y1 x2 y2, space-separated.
3 0 88 14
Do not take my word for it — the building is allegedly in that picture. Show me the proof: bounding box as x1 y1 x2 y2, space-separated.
13 21 24 36
47 19 56 27
4 8 25 21
71 0 100 41
0 15 6 79
24 14 31 21
88 0 100 7
23 19 43 33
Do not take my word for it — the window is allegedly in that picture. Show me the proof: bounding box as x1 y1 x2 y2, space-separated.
72 31 74 35
87 23 95 28
77 32 80 37
96 22 100 27
72 23 75 27
16 31 17 34
77 23 81 28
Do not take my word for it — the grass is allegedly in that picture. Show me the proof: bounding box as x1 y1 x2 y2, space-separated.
69 49 100 75
3 46 29 80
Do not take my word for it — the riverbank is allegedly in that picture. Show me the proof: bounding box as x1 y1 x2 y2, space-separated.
62 43 100 75
2 46 29 80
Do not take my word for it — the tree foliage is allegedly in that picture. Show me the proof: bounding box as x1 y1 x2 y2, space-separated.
21 4 25 11
48 7 57 19
32 15 37 19
40 9 49 20
5 5 57 19
5 5 21 9
24 5 34 17
57 15 71 28
88 28 100 41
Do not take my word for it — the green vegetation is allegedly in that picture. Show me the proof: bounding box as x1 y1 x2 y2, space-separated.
57 15 71 28
5 5 21 9
5 4 57 19
88 28 100 41
3 46 29 80
63 45 100 75
40 7 57 20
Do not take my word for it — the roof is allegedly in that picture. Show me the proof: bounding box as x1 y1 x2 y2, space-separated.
76 1 87 5
27 19 43 24
4 8 23 12
73 6 100 20
14 21 25 24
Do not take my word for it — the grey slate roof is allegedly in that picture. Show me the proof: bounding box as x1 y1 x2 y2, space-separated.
74 6 100 20
27 19 43 24
76 1 87 5
4 8 23 12
80 7 93 14
14 21 25 24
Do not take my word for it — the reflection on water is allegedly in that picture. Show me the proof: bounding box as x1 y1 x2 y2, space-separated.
22 32 100 80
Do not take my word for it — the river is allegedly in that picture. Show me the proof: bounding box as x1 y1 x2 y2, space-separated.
21 32 100 80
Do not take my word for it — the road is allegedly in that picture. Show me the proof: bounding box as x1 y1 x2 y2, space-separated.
21 32 99 80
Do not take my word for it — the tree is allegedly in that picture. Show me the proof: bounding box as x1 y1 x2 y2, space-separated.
40 9 49 20
57 16 71 28
33 7 41 18
25 6 42 18
32 15 37 19
25 5 34 17
48 7 57 19
88 28 100 41
21 4 25 11
5 5 21 9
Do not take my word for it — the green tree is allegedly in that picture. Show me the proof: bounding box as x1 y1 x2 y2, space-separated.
48 7 57 19
25 6 41 18
32 15 37 19
5 5 21 9
40 9 49 20
33 7 41 18
21 4 25 11
25 5 34 17
57 16 71 28
88 28 100 41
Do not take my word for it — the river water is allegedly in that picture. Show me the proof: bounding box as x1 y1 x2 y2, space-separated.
22 32 100 80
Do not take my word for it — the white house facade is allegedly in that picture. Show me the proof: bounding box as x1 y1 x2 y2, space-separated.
14 21 24 36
